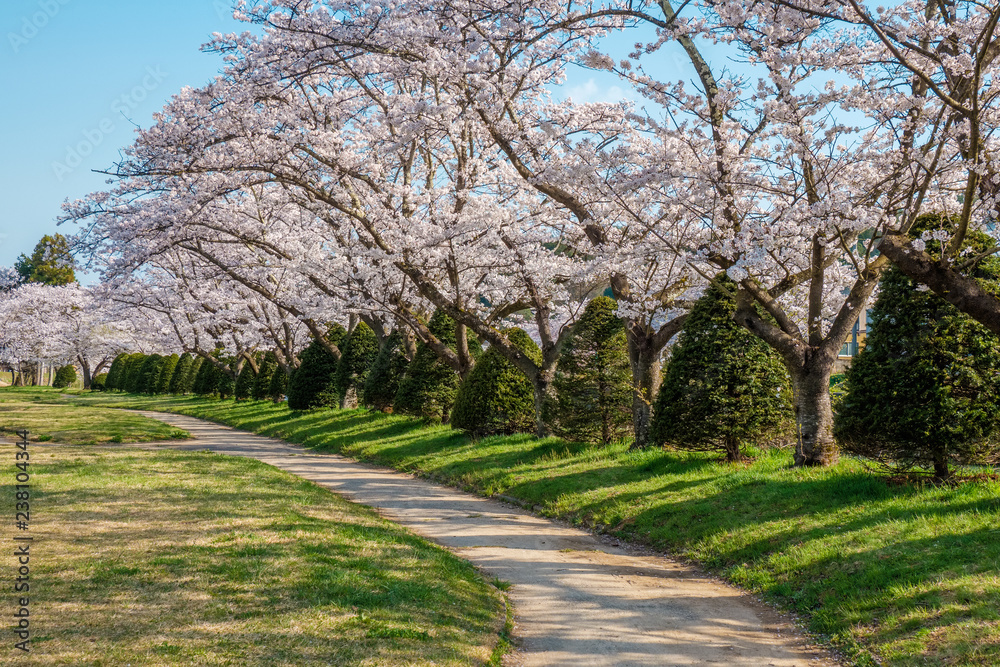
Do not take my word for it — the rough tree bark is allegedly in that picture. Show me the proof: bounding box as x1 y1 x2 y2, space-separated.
733 279 878 467
879 233 1000 336
77 355 92 389
625 316 687 449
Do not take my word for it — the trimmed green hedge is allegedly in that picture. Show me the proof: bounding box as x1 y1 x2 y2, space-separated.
287 325 346 411
546 297 632 445
651 276 793 461
451 328 539 437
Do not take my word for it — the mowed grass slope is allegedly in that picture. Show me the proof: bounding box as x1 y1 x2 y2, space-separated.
67 389 1000 667
0 387 188 444
15 445 506 666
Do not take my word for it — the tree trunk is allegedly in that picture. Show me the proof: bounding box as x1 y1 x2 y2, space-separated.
91 356 111 382
78 356 92 389
788 352 838 466
724 437 742 462
455 322 474 379
531 370 554 439
627 338 661 449
340 386 358 410
933 452 950 483
599 375 612 446
402 328 418 361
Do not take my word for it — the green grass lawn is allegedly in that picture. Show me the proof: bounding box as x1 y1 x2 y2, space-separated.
0 387 189 444
58 388 1000 667
12 444 507 665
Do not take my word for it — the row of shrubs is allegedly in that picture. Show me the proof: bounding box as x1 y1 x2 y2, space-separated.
97 216 1000 481
100 350 288 401
99 283 794 459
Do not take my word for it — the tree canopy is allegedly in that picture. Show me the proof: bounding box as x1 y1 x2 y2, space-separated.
15 234 76 286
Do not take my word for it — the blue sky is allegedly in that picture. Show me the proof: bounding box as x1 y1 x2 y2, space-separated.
0 0 247 278
0 2 674 282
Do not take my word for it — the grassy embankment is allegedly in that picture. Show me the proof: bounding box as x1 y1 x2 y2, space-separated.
0 388 509 666
60 387 1000 667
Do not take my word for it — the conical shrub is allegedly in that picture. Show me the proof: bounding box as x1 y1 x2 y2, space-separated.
333 322 380 408
135 354 163 394
234 362 256 401
192 358 218 395
651 276 793 461
268 365 288 403
169 354 194 394
286 325 346 411
451 328 539 436
835 215 1000 480
546 297 632 444
156 354 180 394
178 356 203 394
122 353 147 393
362 331 410 411
217 364 236 399
252 352 278 400
394 311 479 421
105 353 129 391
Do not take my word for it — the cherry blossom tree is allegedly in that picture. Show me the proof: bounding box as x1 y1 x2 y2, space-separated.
765 0 1000 335
68 23 596 437
216 0 703 446
0 283 133 387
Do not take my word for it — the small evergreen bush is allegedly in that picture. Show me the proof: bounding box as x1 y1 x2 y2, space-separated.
252 352 278 400
135 355 164 394
286 325 346 410
451 328 539 436
123 353 148 394
216 365 236 399
179 356 203 394
333 322 380 408
835 215 1000 480
650 276 794 461
362 331 410 411
169 353 194 394
90 373 108 391
156 354 180 394
234 362 256 401
546 297 632 445
268 365 288 403
52 364 77 389
191 358 217 395
394 311 479 422
105 353 129 391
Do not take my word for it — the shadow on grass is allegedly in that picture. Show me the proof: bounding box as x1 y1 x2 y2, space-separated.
57 390 1000 666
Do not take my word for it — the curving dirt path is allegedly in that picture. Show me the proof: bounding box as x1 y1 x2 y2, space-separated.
132 411 838 667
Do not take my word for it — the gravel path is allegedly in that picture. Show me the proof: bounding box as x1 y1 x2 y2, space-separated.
132 411 838 667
